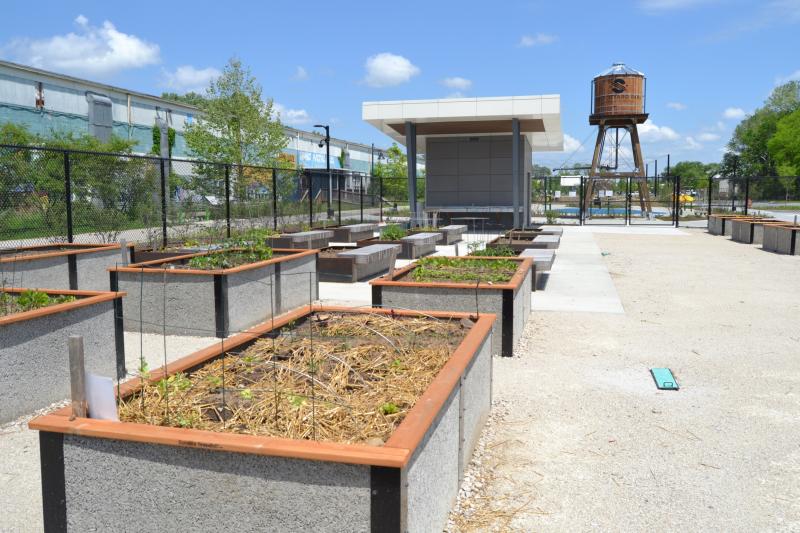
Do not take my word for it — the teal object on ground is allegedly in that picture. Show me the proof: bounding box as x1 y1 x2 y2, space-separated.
650 368 679 390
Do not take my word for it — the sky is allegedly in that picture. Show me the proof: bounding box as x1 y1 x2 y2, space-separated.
0 0 798 170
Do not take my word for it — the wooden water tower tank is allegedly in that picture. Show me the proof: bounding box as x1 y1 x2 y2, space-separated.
590 63 647 125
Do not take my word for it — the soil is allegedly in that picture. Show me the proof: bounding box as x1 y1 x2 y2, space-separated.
118 312 470 445
318 247 356 259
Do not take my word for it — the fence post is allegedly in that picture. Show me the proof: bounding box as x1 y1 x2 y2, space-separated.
360 175 364 223
272 167 278 231
744 177 750 216
308 171 314 228
337 174 342 226
707 176 713 222
63 151 74 243
379 176 384 222
674 175 681 228
159 158 168 248
579 176 584 226
224 164 231 238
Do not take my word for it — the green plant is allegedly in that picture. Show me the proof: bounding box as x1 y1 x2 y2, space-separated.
381 224 407 240
186 241 273 269
469 245 516 257
381 402 399 415
545 209 560 224
411 257 518 284
13 290 76 312
240 388 254 400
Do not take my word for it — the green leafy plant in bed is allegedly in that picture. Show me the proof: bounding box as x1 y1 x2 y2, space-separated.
380 224 407 240
186 241 273 270
468 245 516 257
410 257 518 284
0 290 76 317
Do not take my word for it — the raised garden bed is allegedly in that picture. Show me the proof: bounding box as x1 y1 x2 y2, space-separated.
0 243 133 291
110 248 318 337
29 305 494 532
357 232 440 260
371 256 532 356
730 219 786 245
318 244 401 282
331 223 379 243
468 246 555 291
762 224 800 255
269 230 334 249
708 214 773 236
486 234 560 252
0 288 124 423
503 227 564 238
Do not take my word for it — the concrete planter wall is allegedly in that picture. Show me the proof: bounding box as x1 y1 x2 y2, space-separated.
409 225 466 245
331 223 378 243
30 306 494 533
111 249 318 337
269 230 334 249
504 227 564 238
0 243 133 291
357 233 439 259
487 234 560 252
318 244 400 282
730 220 786 245
762 225 800 255
370 257 533 356
708 215 772 237
0 288 125 423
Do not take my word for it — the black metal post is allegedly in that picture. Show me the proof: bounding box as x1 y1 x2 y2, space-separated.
579 176 584 225
337 174 342 226
159 158 168 248
744 177 750 216
379 176 384 222
359 174 364 223
674 175 681 228
625 177 631 226
63 151 73 243
707 175 713 221
654 160 658 196
309 171 314 227
224 164 231 238
272 168 278 231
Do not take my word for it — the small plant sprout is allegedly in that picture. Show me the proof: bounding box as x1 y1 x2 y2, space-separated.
240 388 254 401
381 402 399 415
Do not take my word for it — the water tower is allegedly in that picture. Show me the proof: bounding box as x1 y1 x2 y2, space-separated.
586 63 651 215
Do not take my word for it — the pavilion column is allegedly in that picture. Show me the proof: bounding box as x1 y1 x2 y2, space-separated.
511 118 520 228
405 121 418 225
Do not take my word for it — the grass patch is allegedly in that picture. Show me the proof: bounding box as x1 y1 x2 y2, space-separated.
380 224 407 240
468 245 517 257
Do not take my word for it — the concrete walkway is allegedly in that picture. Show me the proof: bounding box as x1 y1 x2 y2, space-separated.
533 229 626 314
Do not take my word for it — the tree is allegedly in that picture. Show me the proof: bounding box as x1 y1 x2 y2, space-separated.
726 81 800 177
161 91 207 108
532 164 551 177
670 161 718 191
767 109 800 201
184 58 288 200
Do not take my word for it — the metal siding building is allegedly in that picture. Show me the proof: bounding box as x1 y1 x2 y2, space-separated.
0 60 381 174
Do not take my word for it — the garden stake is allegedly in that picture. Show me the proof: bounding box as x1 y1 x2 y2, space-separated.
68 335 87 419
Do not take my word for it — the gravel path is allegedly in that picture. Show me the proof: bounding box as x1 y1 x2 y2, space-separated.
454 228 800 531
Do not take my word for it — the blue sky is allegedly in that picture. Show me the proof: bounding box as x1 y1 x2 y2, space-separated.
1 0 798 169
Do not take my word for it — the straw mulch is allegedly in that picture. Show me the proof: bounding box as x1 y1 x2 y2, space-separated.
119 312 469 445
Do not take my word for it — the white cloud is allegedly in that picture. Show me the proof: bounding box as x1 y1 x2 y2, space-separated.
274 103 311 126
518 33 557 47
667 101 687 110
163 65 220 93
776 69 800 84
562 134 585 153
292 66 309 81
697 132 720 142
362 53 420 88
2 15 160 76
446 92 466 99
723 107 746 119
638 120 680 142
441 77 472 91
683 136 703 150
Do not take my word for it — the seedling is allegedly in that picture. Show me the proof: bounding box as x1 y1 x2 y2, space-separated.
381 402 399 415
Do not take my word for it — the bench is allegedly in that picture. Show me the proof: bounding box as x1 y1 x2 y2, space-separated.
320 244 401 282
401 233 440 258
269 230 334 249
519 249 556 291
331 223 378 243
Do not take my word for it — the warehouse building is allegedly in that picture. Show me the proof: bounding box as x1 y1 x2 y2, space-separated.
0 59 382 175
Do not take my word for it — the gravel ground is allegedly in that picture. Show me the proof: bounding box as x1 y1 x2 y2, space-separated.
0 332 217 533
452 228 800 531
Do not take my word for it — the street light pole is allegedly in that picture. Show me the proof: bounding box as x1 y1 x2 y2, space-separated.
315 124 332 218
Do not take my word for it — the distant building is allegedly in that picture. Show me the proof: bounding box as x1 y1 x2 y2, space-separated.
0 59 384 178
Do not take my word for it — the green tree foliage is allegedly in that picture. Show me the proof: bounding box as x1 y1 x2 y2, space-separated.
160 91 207 108
369 143 425 202
726 81 800 177
532 164 552 177
768 109 800 176
184 58 288 201
670 161 719 191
